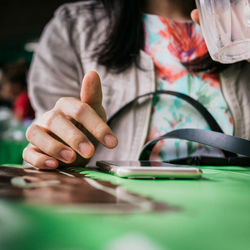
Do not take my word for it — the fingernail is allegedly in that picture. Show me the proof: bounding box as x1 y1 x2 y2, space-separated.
45 160 58 168
79 142 93 158
104 134 117 147
60 149 74 161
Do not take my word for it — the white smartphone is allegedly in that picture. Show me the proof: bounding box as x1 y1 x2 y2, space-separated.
96 161 202 179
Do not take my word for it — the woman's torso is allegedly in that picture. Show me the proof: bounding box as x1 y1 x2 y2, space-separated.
143 14 233 160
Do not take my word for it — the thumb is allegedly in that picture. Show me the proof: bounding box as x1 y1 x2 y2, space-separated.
191 9 200 25
81 71 102 107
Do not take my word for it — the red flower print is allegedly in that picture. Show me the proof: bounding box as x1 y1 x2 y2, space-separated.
154 60 187 84
202 73 220 89
158 17 208 63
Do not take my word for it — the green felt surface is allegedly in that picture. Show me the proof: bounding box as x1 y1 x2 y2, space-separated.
0 165 250 250
0 140 29 165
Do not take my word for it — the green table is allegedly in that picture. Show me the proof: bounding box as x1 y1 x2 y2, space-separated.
0 140 28 165
0 164 250 250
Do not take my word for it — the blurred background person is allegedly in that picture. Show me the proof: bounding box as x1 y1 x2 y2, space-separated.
0 60 34 122
0 67 12 108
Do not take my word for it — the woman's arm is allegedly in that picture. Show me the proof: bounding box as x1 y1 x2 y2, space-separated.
24 8 118 169
28 9 84 118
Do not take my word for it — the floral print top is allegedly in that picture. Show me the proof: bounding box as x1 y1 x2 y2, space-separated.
144 14 233 161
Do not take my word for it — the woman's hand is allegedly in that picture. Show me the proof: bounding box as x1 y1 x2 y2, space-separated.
23 71 118 169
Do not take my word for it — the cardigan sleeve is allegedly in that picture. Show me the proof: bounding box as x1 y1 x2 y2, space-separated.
28 6 84 121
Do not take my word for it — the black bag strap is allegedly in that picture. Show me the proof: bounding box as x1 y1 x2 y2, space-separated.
167 156 250 167
107 91 237 158
108 90 224 133
139 129 250 161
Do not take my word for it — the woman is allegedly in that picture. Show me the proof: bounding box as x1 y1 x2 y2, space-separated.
23 0 250 169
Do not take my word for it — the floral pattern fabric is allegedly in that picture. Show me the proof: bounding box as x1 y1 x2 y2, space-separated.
144 14 233 161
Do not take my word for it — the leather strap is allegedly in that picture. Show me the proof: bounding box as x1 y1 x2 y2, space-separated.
168 156 250 167
139 129 250 161
108 90 224 132
107 91 237 158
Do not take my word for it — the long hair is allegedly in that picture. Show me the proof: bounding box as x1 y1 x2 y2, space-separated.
91 0 144 73
91 0 230 73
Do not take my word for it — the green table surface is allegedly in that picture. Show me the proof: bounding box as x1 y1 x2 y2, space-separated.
0 140 29 165
0 164 250 250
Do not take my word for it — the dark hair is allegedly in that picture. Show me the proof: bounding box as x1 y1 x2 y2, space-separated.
92 0 230 74
2 60 28 88
91 0 144 73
